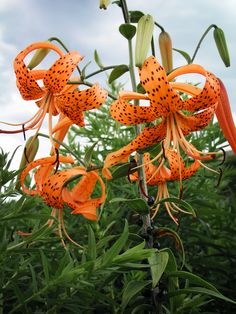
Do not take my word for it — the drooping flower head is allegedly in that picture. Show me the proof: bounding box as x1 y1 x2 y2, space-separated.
0 42 107 151
20 155 106 246
103 56 220 179
131 151 199 224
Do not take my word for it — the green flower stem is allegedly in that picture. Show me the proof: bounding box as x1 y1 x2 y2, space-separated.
37 133 86 166
154 21 165 32
191 24 217 63
67 80 117 100
85 65 118 79
121 0 152 230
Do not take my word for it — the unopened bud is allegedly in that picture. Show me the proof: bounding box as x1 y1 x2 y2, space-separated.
99 0 110 9
159 31 173 72
213 27 230 67
27 44 50 69
16 136 39 189
135 14 154 68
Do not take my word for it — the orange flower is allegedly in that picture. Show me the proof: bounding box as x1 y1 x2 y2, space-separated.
0 42 107 150
131 151 200 224
20 155 106 246
216 78 236 154
103 56 220 179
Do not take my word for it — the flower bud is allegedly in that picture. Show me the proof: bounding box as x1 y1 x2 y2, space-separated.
27 44 50 69
213 27 230 67
159 31 173 72
16 136 39 189
135 14 154 68
99 0 110 9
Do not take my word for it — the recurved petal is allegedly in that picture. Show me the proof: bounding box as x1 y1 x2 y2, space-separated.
110 99 157 125
56 84 107 120
70 171 98 202
34 164 54 192
40 167 85 208
182 160 200 180
175 105 217 135
102 120 166 179
140 56 182 115
168 64 220 112
14 42 63 100
43 51 83 94
21 155 74 195
69 199 99 221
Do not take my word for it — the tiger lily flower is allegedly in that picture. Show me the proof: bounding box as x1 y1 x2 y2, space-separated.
20 155 106 246
216 78 236 154
0 42 107 150
103 56 220 179
131 150 200 224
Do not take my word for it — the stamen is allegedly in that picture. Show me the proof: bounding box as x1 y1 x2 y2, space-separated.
22 124 26 141
53 149 60 174
162 141 166 159
127 157 137 183
216 167 223 187
139 180 149 199
218 148 226 166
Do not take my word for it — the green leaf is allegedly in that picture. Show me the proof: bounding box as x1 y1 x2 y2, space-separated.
110 198 150 214
101 220 129 266
84 141 98 167
155 227 185 269
94 49 103 68
114 242 155 263
81 61 92 79
136 82 146 94
87 226 97 261
148 251 169 288
167 271 219 292
168 287 236 305
119 23 136 40
130 10 145 23
121 280 152 311
40 250 50 284
173 48 191 64
108 64 129 84
111 162 136 180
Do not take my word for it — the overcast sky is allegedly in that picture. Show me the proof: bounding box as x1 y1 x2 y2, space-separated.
0 0 236 166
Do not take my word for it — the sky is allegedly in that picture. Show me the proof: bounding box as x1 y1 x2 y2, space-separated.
0 0 236 167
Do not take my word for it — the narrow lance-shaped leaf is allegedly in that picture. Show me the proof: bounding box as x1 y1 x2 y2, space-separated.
110 198 150 214
101 220 129 266
94 49 104 68
148 251 169 288
108 64 129 84
121 280 152 311
173 48 191 64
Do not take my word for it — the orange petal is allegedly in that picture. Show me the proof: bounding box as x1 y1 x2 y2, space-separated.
70 171 98 202
102 120 166 179
69 200 99 221
216 78 236 154
40 167 85 208
21 155 74 195
56 84 107 123
34 164 54 192
110 99 157 125
140 56 182 115
43 51 83 94
175 105 217 135
14 42 63 100
168 64 220 112
119 91 149 100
